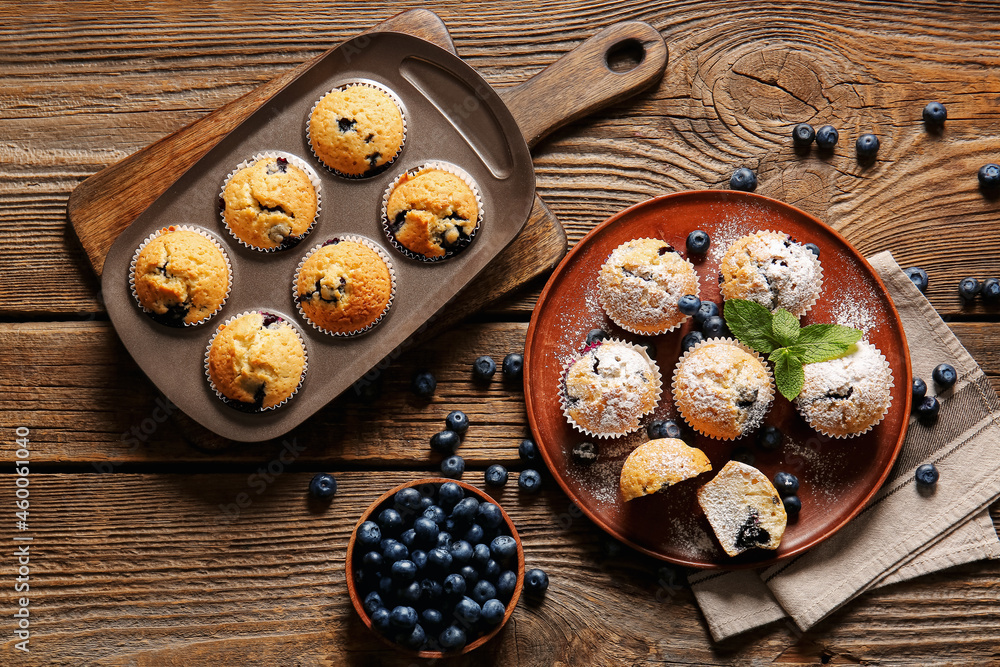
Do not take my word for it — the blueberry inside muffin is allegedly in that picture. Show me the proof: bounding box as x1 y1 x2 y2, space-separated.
222 156 318 250
719 230 822 316
385 168 479 260
309 85 405 177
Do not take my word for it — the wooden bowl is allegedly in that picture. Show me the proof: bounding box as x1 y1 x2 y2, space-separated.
345 478 525 658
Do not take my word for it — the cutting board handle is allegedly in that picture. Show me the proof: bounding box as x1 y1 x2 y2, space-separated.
499 21 667 149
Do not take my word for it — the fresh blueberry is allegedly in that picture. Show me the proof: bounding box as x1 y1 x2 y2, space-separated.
462 523 484 545
497 570 517 600
371 607 391 634
411 370 436 397
471 580 497 605
815 125 839 150
420 608 444 632
423 505 447 526
782 495 802 516
418 495 434 511
518 469 542 493
397 580 422 604
978 164 1000 190
490 535 518 563
459 565 479 587
502 353 524 382
445 410 469 435
694 301 719 325
518 438 540 464
426 547 453 573
730 447 755 466
472 355 497 382
455 596 482 625
481 598 506 625
959 277 981 300
378 575 394 597
904 267 928 293
983 278 1000 303
413 517 440 546
441 455 465 479
773 472 799 497
681 330 706 353
585 328 609 346
476 502 504 529
792 123 815 146
394 487 423 513
571 441 599 464
451 497 480 524
399 529 416 549
915 463 939 486
410 550 427 571
438 625 466 650
389 605 418 631
856 133 880 160
758 425 783 451
308 472 337 500
701 315 729 338
400 623 426 650
382 540 409 563
438 482 463 509
524 568 549 597
430 430 461 455
730 167 757 192
363 591 384 616
378 508 404 535
391 559 418 583
450 540 474 565
356 521 381 549
482 559 501 582
484 464 509 487
362 550 383 573
804 242 821 258
420 577 444 605
435 531 453 549
678 294 701 316
917 395 941 422
473 543 491 566
442 573 467 597
922 102 947 126
646 419 682 440
686 230 711 255
912 377 927 404
932 363 957 389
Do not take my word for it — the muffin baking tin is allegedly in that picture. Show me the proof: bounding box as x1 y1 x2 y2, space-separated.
102 32 534 442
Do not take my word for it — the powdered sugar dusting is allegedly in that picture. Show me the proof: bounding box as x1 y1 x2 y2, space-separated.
829 283 880 335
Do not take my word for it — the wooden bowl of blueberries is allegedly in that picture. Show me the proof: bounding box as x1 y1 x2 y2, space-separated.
346 478 525 657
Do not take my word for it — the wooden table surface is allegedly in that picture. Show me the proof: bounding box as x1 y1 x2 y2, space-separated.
3 2 1000 665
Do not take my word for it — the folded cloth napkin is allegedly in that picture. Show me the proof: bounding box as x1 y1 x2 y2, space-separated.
689 251 1000 642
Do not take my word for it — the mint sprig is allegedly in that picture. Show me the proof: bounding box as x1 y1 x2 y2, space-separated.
723 299 862 401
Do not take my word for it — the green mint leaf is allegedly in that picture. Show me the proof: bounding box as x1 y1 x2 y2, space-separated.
785 341 853 364
771 309 800 347
770 348 806 401
723 299 778 353
790 324 863 363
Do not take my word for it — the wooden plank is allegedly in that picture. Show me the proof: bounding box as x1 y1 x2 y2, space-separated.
0 471 996 665
3 320 998 466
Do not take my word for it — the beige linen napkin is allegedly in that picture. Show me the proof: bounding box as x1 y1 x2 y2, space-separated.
689 251 1000 642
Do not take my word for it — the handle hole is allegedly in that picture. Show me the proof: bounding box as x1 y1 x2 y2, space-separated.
605 39 645 73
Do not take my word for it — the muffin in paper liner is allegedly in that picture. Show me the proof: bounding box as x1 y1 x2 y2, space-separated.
306 79 407 179
129 224 232 328
204 310 308 413
794 340 895 439
671 337 775 441
219 151 322 252
596 237 701 335
380 160 484 263
719 229 824 317
292 234 397 337
559 338 663 439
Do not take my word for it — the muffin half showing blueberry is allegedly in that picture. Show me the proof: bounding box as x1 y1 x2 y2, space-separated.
697 460 787 557
619 438 712 502
308 83 405 177
719 230 823 316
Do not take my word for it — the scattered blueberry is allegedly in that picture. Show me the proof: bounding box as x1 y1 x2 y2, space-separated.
646 419 682 440
518 438 540 464
792 123 815 146
978 164 1000 190
445 410 469 435
524 568 549 597
694 301 719 326
959 277 981 300
815 125 839 150
782 495 802 516
856 133 880 161
484 464 509 487
502 353 524 382
518 469 542 493
438 625 466 650
804 242 821 258
430 430 461 455
983 278 1000 303
932 363 957 389
571 441 599 464
922 102 947 127
758 425 783 451
773 472 799 497
701 315 729 339
912 377 927 404
411 370 436 397
585 328 609 346
472 355 497 382
441 455 465 479
308 472 337 500
481 598 506 625
730 167 758 192
686 230 711 255
917 395 941 422
904 267 928 293
915 463 939 486
678 294 701 316
389 605 418 631
681 330 706 353
730 446 755 466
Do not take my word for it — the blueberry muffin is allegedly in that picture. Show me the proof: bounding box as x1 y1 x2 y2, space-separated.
207 311 306 411
719 230 823 316
697 461 787 557
796 340 893 437
561 339 661 438
132 227 230 326
620 438 712 502
672 339 773 440
222 156 318 250
308 84 404 177
295 238 394 336
384 167 479 260
598 238 700 335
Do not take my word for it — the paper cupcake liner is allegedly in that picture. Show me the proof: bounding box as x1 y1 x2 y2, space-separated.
204 309 308 413
380 160 484 263
559 338 663 440
596 237 701 335
794 342 895 439
129 224 233 328
292 234 397 337
306 79 407 179
671 337 776 441
719 229 824 318
219 151 322 253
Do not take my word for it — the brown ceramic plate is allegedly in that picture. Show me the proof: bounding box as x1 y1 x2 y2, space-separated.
524 191 911 568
